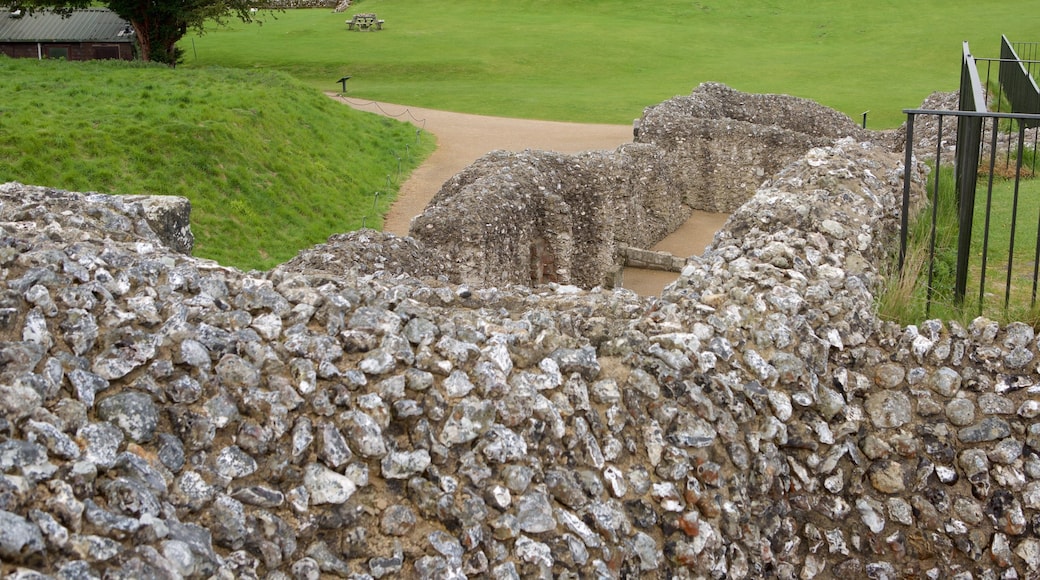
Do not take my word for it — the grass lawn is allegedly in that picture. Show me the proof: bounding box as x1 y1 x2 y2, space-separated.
182 0 1040 128
881 164 1040 326
0 58 434 271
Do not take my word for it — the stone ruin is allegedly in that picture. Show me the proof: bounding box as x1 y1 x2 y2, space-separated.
408 82 889 289
2 84 1040 579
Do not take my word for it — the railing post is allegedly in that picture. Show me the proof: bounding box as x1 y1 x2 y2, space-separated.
953 43 987 305
899 113 915 273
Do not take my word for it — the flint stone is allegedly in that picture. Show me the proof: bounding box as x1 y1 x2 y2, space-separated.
76 422 123 469
68 369 109 407
1004 346 1033 369
549 346 600 380
91 331 157 380
928 367 961 397
1016 538 1040 571
61 309 99 356
632 531 661 571
440 397 496 446
0 509 45 561
171 471 216 511
429 529 463 561
516 489 556 534
214 445 258 480
69 534 121 562
869 460 905 494
23 419 79 461
864 391 912 429
479 424 528 464
944 398 975 426
178 339 211 369
342 410 387 458
214 354 261 390
978 393 1014 415
229 485 285 508
96 391 159 443
360 349 396 375
166 375 202 404
380 505 417 536
381 449 431 479
303 463 357 505
958 418 1012 443
856 497 885 533
443 369 476 398
515 535 553 568
668 412 718 448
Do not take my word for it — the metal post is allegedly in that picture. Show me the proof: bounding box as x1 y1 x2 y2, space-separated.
861 111 869 129
1004 123 1028 310
899 113 915 272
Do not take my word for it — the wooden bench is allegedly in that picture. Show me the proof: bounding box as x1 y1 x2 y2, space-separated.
346 13 384 31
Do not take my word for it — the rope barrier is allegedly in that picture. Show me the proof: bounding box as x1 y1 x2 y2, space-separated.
340 96 427 130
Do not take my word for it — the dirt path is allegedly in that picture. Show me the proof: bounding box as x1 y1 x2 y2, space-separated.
331 94 728 295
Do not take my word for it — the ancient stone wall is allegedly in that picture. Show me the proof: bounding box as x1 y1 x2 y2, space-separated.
635 82 878 214
411 83 887 289
409 145 685 289
5 91 1040 579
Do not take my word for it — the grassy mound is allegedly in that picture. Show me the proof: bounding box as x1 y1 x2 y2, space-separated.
0 57 434 270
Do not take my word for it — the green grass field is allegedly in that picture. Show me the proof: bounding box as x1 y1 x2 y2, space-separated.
0 58 434 270
182 0 1040 128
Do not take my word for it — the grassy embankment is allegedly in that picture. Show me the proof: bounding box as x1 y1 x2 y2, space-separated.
0 58 434 270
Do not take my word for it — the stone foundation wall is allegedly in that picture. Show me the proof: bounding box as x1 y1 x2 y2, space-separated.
411 83 889 289
409 145 686 289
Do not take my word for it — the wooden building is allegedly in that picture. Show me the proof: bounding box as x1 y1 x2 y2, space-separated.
0 8 134 61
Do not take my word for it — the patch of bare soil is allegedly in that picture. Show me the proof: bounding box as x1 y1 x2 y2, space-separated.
330 94 727 295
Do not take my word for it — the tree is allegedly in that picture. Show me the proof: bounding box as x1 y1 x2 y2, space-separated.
14 0 267 64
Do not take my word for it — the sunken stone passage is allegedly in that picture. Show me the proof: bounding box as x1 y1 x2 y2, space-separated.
411 83 887 289
635 82 879 214
6 134 1040 579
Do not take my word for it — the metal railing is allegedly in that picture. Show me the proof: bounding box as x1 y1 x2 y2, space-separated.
899 40 1040 318
1004 36 1040 115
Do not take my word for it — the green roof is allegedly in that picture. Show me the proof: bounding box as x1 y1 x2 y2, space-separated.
0 8 132 43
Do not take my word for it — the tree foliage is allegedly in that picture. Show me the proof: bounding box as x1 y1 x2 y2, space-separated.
14 0 268 64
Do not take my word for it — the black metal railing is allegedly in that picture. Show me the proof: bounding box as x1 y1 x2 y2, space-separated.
899 40 1040 319
999 36 1040 126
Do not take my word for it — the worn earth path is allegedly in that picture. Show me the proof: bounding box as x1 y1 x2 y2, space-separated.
330 94 729 295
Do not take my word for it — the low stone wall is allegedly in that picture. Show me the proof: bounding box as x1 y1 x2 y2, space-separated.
618 246 686 273
409 145 686 289
411 83 888 289
635 82 879 213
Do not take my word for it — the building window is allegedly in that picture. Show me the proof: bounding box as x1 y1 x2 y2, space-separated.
46 46 68 59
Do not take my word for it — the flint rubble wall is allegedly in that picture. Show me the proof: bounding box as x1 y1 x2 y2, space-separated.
1 86 1039 579
410 82 889 289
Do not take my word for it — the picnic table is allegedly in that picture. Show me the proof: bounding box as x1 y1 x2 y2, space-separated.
347 13 384 31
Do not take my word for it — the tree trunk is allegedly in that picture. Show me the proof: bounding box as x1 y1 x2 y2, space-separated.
130 17 150 61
